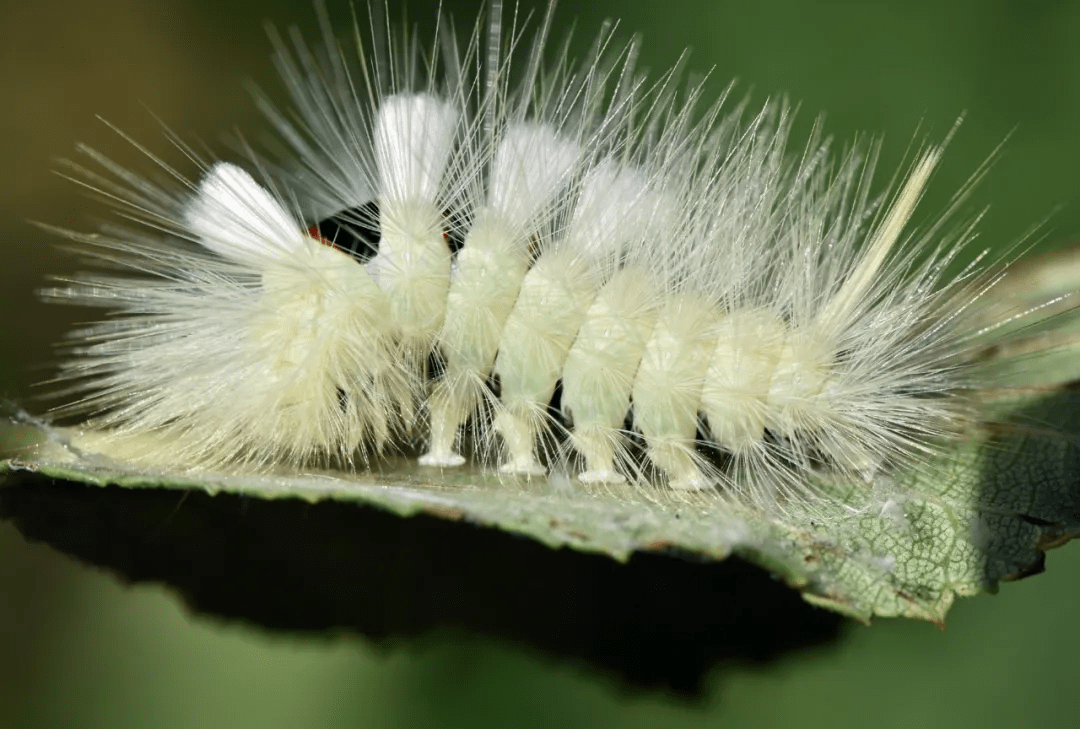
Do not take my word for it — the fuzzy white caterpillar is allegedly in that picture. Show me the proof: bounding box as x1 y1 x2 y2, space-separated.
41 2 1031 520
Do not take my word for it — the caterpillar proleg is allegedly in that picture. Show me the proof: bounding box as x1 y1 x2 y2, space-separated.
39 1 1052 523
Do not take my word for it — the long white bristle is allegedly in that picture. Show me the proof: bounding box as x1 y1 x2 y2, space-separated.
185 163 307 263
374 93 459 204
487 122 580 226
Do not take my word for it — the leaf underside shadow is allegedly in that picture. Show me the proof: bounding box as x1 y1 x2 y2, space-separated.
3 377 1079 610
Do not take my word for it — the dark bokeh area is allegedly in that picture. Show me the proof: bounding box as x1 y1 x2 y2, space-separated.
2 0 1080 727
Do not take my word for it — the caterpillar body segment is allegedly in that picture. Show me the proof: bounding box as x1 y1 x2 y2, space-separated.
421 123 582 467
491 160 663 477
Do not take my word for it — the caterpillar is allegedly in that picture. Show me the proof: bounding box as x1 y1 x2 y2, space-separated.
39 1 1030 521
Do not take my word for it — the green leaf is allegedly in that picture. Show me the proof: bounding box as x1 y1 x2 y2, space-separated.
3 384 1078 625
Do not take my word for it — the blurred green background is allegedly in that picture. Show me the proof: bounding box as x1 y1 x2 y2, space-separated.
2 0 1080 726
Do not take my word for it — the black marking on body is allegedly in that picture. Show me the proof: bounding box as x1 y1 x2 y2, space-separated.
313 202 380 263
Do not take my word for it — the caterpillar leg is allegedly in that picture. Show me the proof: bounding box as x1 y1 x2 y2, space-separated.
646 441 711 491
493 409 546 476
561 269 657 483
419 384 470 467
571 427 627 484
632 293 720 491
